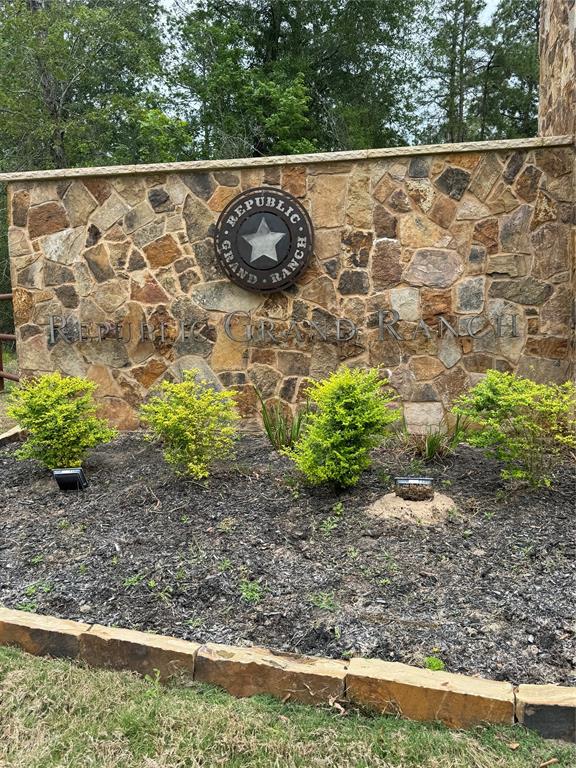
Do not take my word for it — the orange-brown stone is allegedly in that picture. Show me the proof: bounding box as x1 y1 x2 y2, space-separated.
80 624 199 681
282 165 307 197
131 358 168 387
195 643 346 705
143 234 181 268
84 178 112 204
130 273 169 304
0 607 89 659
346 657 514 728
28 202 69 239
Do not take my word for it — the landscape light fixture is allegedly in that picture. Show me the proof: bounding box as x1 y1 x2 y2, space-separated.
394 476 434 501
52 468 88 491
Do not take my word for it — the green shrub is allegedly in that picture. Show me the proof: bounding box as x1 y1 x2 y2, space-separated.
256 389 308 451
453 370 576 487
140 369 239 479
288 367 399 488
7 372 117 468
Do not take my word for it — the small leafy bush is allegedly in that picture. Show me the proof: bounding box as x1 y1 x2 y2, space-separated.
7 372 117 468
256 389 308 451
453 370 576 487
140 369 239 479
288 367 399 488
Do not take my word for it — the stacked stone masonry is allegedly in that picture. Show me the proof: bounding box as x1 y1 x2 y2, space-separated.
6 140 575 430
539 0 576 136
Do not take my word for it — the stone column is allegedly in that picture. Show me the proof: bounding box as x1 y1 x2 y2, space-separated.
538 0 576 136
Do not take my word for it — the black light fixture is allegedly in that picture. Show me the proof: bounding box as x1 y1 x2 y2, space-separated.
394 476 434 501
52 468 88 491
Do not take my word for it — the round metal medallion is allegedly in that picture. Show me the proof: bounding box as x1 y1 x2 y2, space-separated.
214 187 314 292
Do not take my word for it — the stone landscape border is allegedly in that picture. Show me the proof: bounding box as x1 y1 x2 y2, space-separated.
0 607 574 742
0 134 572 183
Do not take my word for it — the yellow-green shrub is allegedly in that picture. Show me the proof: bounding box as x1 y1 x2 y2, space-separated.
288 367 399 488
7 372 117 468
452 370 576 487
140 370 239 479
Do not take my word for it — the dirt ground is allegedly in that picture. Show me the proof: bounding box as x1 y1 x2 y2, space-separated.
0 431 574 686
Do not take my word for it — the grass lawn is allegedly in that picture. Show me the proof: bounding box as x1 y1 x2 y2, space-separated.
0 647 574 767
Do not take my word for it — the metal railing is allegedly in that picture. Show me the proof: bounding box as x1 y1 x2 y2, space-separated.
0 293 18 392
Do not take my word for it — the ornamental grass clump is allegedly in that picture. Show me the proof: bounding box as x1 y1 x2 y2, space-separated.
140 370 239 479
289 367 399 488
452 370 576 488
7 372 117 469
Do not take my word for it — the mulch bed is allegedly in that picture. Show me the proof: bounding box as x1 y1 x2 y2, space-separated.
0 431 574 686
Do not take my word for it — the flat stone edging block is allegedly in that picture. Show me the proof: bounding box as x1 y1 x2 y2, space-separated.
0 426 24 446
0 607 89 659
346 657 514 729
79 624 199 681
195 643 347 705
517 684 576 743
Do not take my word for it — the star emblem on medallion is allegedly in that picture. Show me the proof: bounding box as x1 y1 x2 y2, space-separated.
241 216 286 265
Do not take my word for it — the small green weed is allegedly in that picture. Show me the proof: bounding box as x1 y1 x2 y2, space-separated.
309 591 337 611
424 655 445 671
123 573 144 588
239 579 264 604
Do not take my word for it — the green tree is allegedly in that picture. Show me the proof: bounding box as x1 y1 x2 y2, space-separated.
418 0 485 143
473 0 539 139
173 0 418 158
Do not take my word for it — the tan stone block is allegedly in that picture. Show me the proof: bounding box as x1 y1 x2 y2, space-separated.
210 330 248 372
207 185 241 212
300 276 337 308
372 173 395 203
347 170 372 229
469 154 502 201
486 182 518 214
428 195 457 228
90 192 131 233
113 177 147 207
314 229 342 261
347 657 514 728
409 356 444 380
282 165 307 197
525 336 569 360
195 644 346 705
402 402 444 434
398 214 444 249
11 189 30 227
143 233 182 268
80 624 199 681
0 607 89 659
455 195 491 220
8 227 33 258
62 181 97 226
309 174 348 228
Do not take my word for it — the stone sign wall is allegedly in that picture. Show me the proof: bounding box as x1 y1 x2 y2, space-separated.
4 137 575 430
539 0 575 137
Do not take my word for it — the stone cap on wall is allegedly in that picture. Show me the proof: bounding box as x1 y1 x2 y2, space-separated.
0 134 573 184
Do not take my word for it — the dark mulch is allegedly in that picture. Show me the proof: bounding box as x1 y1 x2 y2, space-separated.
0 432 574 686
